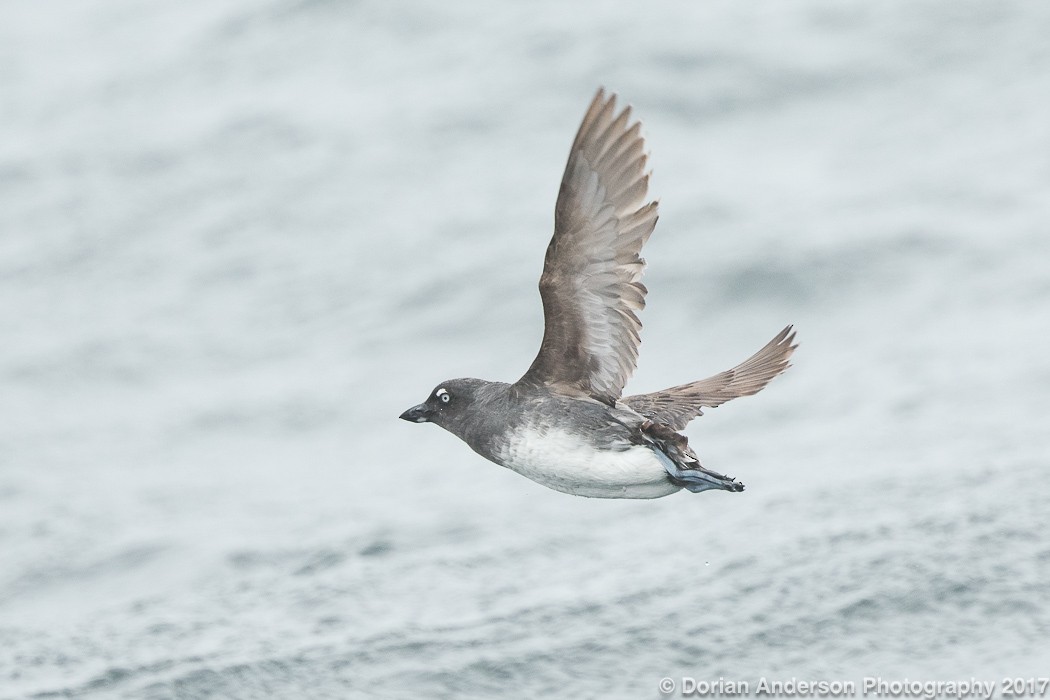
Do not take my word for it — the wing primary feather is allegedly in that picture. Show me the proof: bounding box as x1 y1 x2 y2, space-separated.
517 89 658 402
623 326 797 429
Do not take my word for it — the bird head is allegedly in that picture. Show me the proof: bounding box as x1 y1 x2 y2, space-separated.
399 378 489 433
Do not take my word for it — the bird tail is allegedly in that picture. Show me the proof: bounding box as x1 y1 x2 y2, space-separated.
667 460 745 493
641 420 744 493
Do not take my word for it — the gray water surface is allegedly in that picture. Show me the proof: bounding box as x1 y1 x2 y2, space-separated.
2 2 1049 698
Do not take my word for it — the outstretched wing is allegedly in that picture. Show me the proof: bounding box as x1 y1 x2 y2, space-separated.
624 326 797 430
516 88 658 404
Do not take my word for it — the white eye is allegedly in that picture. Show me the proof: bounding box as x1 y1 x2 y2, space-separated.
436 388 450 403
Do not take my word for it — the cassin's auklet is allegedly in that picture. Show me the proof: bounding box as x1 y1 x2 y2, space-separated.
400 89 797 499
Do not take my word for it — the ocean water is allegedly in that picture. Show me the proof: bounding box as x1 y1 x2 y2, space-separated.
2 2 1049 698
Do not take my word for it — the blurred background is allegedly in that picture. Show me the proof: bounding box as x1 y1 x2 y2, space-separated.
2 1 1049 698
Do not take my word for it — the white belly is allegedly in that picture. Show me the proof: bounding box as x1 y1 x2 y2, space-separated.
495 426 681 499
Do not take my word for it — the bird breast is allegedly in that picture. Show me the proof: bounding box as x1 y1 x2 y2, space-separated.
494 423 681 499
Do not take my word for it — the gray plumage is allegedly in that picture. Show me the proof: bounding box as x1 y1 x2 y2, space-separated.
400 89 797 499
517 92 657 403
623 325 796 430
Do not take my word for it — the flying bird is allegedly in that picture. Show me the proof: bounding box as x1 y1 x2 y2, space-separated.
400 89 796 499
